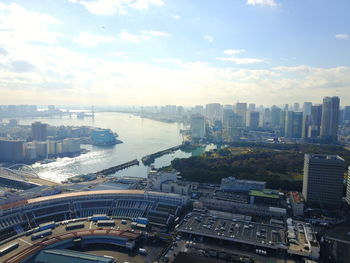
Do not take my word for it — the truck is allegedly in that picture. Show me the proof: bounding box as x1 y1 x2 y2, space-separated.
36 221 56 232
66 222 85 231
0 242 19 256
31 229 52 240
134 217 149 225
90 214 109 222
97 220 115 227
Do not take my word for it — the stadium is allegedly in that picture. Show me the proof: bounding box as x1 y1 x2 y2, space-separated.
0 190 188 262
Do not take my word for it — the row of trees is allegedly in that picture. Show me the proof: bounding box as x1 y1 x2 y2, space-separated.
171 142 350 191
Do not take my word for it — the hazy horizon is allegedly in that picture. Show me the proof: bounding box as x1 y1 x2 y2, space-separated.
0 0 349 106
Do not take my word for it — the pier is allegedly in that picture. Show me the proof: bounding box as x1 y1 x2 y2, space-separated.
141 145 182 165
94 159 140 176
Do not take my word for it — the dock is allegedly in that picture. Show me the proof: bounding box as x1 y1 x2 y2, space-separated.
141 145 182 165
94 159 140 176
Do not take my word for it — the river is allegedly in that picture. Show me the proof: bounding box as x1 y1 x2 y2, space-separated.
15 112 211 183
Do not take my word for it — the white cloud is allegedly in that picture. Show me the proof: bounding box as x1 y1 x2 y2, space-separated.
335 34 348 40
0 3 63 45
246 0 276 7
70 0 164 15
223 49 245 55
172 14 180 19
204 34 214 42
107 51 128 56
73 32 116 47
119 30 170 42
217 57 265 64
218 49 264 64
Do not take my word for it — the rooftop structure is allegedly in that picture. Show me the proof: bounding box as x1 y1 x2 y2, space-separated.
220 177 266 193
35 249 115 263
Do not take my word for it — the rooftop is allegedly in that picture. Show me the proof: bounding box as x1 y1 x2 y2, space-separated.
35 249 114 263
249 190 280 199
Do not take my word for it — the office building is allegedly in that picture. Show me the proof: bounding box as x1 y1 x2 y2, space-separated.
292 112 303 138
0 139 24 162
285 111 294 138
279 110 286 136
32 122 48 141
236 102 247 126
223 108 234 128
205 103 222 124
248 103 256 112
302 154 345 208
320 96 340 142
248 111 260 129
303 102 312 116
309 105 322 137
190 114 206 139
293 102 300 112
270 106 281 128
344 106 350 123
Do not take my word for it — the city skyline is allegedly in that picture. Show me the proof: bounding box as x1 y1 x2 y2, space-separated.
0 0 349 106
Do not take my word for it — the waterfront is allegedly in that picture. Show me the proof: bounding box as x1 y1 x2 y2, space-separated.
13 112 209 182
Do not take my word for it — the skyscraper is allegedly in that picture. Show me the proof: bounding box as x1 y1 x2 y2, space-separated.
320 96 340 142
270 106 281 128
292 112 303 138
205 103 222 124
285 111 294 138
293 102 300 112
248 111 260 129
344 106 350 123
310 104 322 137
190 114 206 139
32 122 48 141
235 102 247 126
303 102 312 116
302 154 345 208
248 103 255 112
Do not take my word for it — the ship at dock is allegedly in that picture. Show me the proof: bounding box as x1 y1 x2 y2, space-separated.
91 128 122 146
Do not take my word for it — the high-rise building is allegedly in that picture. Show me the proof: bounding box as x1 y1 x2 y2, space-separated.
285 111 294 138
248 103 256 112
309 104 322 137
279 110 286 136
302 154 345 208
293 102 300 112
303 102 312 116
205 103 222 124
320 96 340 142
190 114 206 139
270 106 281 128
262 108 271 127
0 139 24 162
223 108 234 128
235 102 247 126
284 111 303 138
32 122 48 141
292 112 303 138
248 111 260 129
344 106 350 123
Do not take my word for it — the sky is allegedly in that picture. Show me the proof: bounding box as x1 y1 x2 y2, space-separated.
0 0 349 107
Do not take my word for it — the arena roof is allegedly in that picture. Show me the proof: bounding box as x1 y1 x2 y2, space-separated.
0 190 146 210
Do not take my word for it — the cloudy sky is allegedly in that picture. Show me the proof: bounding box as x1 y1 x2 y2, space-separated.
0 0 349 106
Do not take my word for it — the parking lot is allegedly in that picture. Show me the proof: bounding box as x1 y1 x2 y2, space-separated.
177 212 286 249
